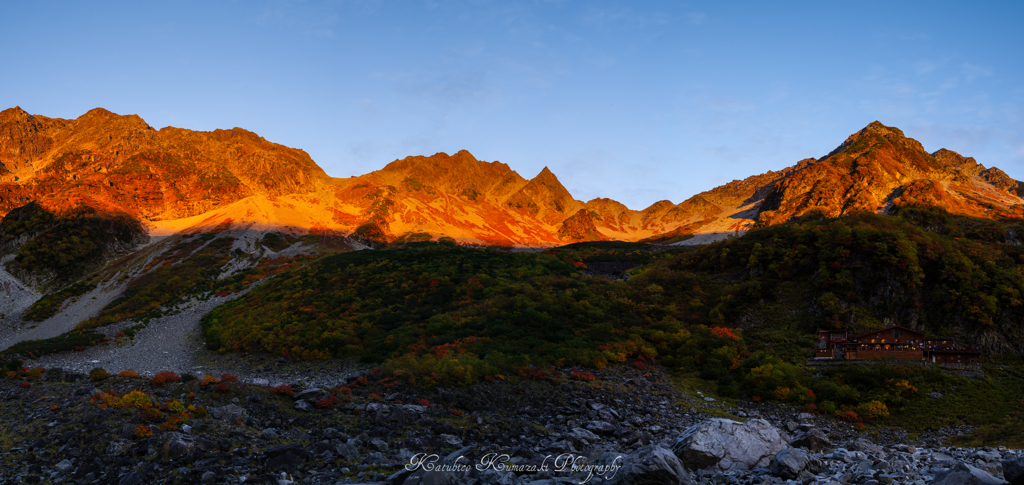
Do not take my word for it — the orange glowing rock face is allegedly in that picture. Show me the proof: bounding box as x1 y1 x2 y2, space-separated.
0 106 329 222
0 109 1020 247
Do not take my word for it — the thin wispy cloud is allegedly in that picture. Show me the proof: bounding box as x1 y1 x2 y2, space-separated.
961 63 993 82
581 6 672 29
252 1 342 38
914 60 936 75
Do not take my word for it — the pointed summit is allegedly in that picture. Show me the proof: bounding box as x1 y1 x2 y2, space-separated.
757 121 1024 226
0 106 31 122
532 166 557 181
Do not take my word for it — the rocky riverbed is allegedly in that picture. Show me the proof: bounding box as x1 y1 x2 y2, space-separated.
0 364 1021 485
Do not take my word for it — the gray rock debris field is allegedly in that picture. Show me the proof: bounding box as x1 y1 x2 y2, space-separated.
0 365 1020 485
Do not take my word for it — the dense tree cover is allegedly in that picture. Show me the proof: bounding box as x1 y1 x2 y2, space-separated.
197 208 1024 443
0 202 144 284
665 209 1024 346
202 243 735 374
545 241 671 264
9 205 1023 443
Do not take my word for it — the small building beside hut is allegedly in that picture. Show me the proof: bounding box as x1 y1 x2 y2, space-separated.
814 325 980 363
815 329 849 359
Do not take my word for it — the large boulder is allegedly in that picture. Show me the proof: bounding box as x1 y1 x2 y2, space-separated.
791 429 831 452
293 388 329 402
932 462 1008 485
770 448 809 480
671 418 788 471
843 438 884 456
211 404 246 422
603 445 693 485
1004 456 1024 485
263 443 309 472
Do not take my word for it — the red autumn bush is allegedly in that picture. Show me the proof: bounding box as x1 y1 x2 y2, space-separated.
569 369 596 381
270 385 295 396
151 371 181 386
315 395 339 408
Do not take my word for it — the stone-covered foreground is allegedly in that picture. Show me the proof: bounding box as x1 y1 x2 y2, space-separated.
1 366 1022 484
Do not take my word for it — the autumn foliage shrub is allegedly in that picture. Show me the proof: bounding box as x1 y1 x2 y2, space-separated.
135 424 153 438
23 367 44 381
569 369 596 381
835 406 862 422
315 395 339 408
856 400 890 420
120 390 153 408
200 375 220 386
89 367 111 381
519 366 555 380
151 371 181 386
117 370 140 378
139 406 164 422
270 385 295 396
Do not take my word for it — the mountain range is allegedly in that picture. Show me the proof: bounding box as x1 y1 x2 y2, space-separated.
3 107 1020 247
3 106 1024 453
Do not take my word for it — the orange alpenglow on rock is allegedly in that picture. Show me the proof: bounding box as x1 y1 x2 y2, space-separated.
1 109 1020 246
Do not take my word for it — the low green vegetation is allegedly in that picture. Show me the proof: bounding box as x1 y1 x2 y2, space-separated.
76 235 237 331
4 330 108 358
260 232 297 252
545 240 672 264
196 207 1024 444
23 277 99 321
5 204 1022 445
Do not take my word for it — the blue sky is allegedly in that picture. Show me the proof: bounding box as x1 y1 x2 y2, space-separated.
2 1 1022 210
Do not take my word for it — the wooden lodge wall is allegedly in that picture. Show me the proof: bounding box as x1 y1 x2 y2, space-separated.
849 349 923 361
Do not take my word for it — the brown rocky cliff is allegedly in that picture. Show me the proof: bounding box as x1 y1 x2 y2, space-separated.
0 107 329 221
504 167 585 225
3 109 1020 246
756 121 1024 225
557 209 606 242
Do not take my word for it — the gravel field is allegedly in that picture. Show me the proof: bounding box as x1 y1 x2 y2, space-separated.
15 286 373 389
0 278 127 351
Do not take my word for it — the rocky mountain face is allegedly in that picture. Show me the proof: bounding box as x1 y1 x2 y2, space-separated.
1 109 1021 247
756 122 1024 226
0 106 329 222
